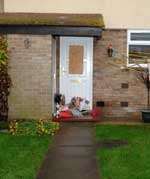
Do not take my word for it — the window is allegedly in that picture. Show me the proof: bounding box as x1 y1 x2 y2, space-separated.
127 30 150 66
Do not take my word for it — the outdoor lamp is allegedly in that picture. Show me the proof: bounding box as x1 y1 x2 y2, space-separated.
107 44 113 57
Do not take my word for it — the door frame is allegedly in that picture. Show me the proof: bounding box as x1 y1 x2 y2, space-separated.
59 36 93 108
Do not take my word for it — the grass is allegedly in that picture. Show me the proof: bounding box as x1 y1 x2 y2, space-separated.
95 124 150 179
0 133 51 179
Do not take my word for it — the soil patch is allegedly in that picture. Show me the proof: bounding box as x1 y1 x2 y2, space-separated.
96 139 128 149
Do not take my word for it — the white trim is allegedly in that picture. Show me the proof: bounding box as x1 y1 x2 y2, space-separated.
127 30 150 67
51 37 57 113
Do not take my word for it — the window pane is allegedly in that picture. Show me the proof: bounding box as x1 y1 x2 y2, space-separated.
69 45 84 74
131 33 150 41
129 45 150 63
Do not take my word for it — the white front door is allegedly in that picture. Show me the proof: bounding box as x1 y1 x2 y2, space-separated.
60 37 93 109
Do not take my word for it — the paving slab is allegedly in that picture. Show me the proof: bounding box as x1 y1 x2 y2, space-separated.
37 122 100 179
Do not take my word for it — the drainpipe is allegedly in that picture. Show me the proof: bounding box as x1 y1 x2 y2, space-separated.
0 0 4 12
147 60 150 109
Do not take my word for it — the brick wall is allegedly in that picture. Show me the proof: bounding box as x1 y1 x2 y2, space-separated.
7 34 52 120
7 31 147 120
93 30 147 120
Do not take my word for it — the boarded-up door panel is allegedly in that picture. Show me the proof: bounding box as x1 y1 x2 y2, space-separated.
69 45 84 74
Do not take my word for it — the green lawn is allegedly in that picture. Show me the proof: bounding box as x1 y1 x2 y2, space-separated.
0 133 51 179
95 125 150 179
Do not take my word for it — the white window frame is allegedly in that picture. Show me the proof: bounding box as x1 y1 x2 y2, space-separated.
127 30 150 67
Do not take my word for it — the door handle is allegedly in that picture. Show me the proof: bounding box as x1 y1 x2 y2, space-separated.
70 79 81 83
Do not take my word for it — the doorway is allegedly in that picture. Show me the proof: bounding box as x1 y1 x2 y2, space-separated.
59 37 93 109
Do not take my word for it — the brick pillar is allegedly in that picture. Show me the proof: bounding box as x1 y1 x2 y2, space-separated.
7 35 52 120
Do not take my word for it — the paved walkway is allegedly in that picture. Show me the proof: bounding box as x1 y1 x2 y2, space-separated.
37 122 100 179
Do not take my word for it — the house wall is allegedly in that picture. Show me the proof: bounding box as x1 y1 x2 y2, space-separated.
4 0 150 29
7 34 52 120
6 31 147 120
0 0 4 12
93 30 147 120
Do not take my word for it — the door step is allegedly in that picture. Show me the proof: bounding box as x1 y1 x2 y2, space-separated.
53 116 101 122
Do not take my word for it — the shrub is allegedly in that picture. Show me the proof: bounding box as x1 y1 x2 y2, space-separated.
0 36 11 122
37 119 60 136
9 120 18 135
8 119 60 136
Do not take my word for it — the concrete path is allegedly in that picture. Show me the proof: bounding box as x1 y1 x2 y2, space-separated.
37 122 100 179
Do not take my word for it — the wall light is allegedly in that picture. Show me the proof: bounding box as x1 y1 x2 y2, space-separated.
107 44 114 57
